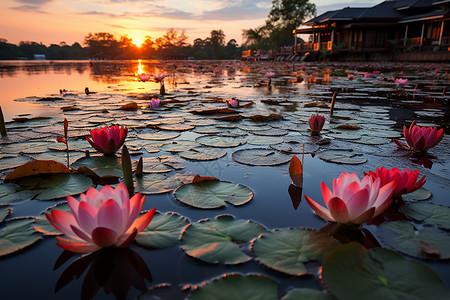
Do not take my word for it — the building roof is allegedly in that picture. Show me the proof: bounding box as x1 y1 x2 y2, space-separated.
393 0 433 10
357 1 405 20
399 9 450 22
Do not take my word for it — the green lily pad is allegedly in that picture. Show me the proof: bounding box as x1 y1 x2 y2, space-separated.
400 203 450 229
0 218 41 256
157 123 195 131
318 150 367 165
322 242 450 299
135 172 194 194
188 273 277 300
281 289 333 300
181 215 267 264
179 147 227 161
251 128 288 136
141 156 185 173
196 135 246 148
402 187 432 201
136 211 190 249
34 202 71 235
139 131 180 141
1 142 51 154
232 148 292 166
174 180 253 209
252 228 340 276
71 155 123 177
0 156 34 171
247 136 283 146
161 140 198 152
270 142 319 154
0 205 11 223
378 221 450 259
16 173 93 201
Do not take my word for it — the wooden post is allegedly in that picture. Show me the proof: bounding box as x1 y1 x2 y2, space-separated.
438 20 444 46
420 23 425 47
330 91 337 116
404 24 409 47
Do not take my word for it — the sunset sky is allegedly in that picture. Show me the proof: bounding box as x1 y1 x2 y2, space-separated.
0 0 383 46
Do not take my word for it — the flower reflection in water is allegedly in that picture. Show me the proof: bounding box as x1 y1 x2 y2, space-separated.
55 247 151 300
319 222 380 249
288 183 302 210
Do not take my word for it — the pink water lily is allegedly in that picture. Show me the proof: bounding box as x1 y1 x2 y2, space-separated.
393 121 444 152
347 74 354 80
364 167 425 198
309 114 325 134
153 73 166 82
86 125 127 155
138 74 151 82
364 73 371 78
46 183 155 253
150 98 160 109
395 78 408 84
226 98 239 108
304 173 395 225
266 72 276 78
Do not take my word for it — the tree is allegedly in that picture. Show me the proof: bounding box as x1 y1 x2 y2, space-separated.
155 29 188 50
243 0 316 49
267 0 316 31
84 32 120 59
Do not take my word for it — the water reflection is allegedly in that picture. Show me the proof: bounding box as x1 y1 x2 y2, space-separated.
288 183 302 210
410 153 434 169
319 223 381 249
55 247 151 300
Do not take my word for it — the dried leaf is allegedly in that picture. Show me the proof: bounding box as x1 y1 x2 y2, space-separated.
5 160 70 182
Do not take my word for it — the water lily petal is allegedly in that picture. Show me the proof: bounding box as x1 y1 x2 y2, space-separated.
304 195 333 221
328 197 350 224
91 227 119 247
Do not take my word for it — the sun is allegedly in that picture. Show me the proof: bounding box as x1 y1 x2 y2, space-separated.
133 41 142 48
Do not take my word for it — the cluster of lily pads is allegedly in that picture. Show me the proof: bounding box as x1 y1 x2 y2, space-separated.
0 60 449 299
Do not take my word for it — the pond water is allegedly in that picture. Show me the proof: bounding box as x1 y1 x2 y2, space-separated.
0 60 449 299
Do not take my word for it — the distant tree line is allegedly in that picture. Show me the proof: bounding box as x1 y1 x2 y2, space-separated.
0 29 243 60
0 0 317 60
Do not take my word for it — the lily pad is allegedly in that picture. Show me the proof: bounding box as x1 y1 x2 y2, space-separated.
16 173 93 201
141 156 185 173
378 221 450 259
135 172 194 194
1 142 50 154
174 180 253 209
247 136 283 146
196 135 246 148
252 228 340 276
270 142 319 154
161 140 197 152
136 211 190 249
34 202 71 235
181 215 267 264
322 242 450 299
0 205 11 223
0 156 34 171
0 218 41 256
71 155 123 177
139 131 180 141
251 128 288 136
402 187 432 202
281 289 333 300
232 148 292 166
187 273 277 300
318 150 367 165
399 203 450 229
179 147 227 161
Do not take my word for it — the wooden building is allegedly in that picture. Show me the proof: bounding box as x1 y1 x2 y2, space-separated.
294 0 450 61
